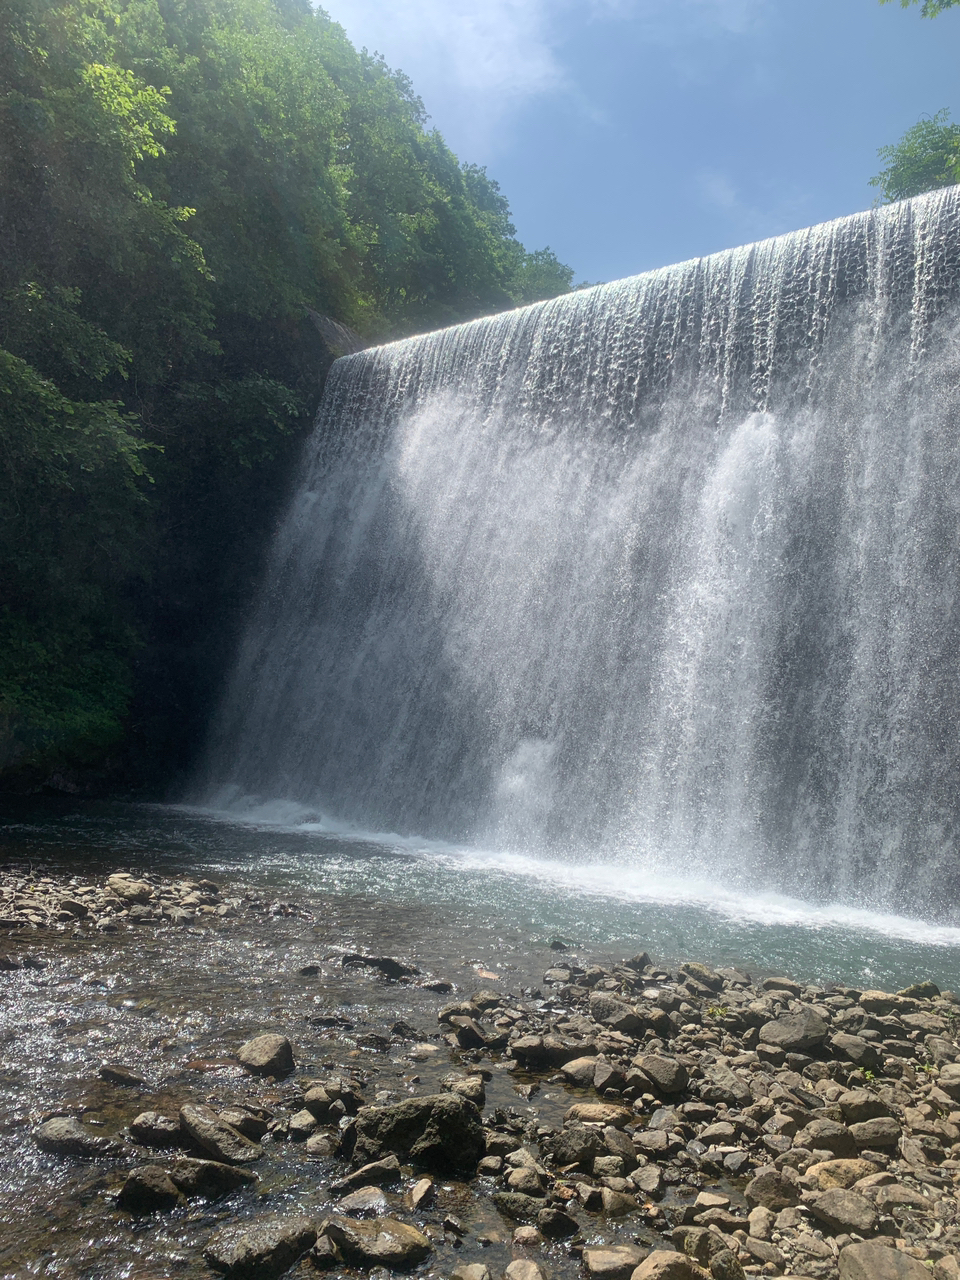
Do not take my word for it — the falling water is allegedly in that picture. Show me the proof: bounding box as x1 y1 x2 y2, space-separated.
197 189 960 923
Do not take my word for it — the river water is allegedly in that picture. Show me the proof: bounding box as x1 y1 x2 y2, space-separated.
5 798 960 993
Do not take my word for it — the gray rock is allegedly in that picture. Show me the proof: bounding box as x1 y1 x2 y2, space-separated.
236 1033 294 1077
352 1093 484 1172
699 1064 751 1107
504 1262 547 1280
561 1056 601 1086
117 1165 181 1212
837 1089 889 1124
338 1185 387 1216
537 1207 578 1238
453 1267 492 1280
838 1240 931 1280
707 1251 744 1280
589 993 643 1034
938 1063 960 1100
875 1184 931 1214
34 1116 127 1158
849 1116 900 1148
547 1122 604 1166
601 1187 636 1216
810 1188 878 1235
442 1072 486 1106
320 1215 432 1269
630 1253 712 1280
205 1216 316 1278
582 1245 646 1280
179 1106 261 1165
492 1192 543 1222
634 1055 689 1094
831 1033 882 1071
758 1007 829 1051
169 1158 259 1198
802 1118 857 1159
98 1063 145 1086
671 1227 728 1266
631 1164 664 1198
744 1169 800 1211
331 1155 401 1194
129 1110 184 1147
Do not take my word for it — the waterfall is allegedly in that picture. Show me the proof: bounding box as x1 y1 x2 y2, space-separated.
197 188 960 922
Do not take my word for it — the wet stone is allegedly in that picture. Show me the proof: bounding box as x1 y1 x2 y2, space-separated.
129 1110 183 1147
338 1185 388 1216
117 1164 181 1212
170 1157 259 1198
236 1032 294 1077
583 1246 646 1280
320 1215 432 1269
179 1105 262 1165
34 1116 127 1158
205 1216 317 1278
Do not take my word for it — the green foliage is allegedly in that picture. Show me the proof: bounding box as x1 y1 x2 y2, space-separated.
870 110 960 202
0 0 578 784
879 0 960 14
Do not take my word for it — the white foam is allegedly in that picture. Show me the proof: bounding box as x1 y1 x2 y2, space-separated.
178 798 960 949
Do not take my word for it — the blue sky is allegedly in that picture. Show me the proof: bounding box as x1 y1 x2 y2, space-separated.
319 0 959 285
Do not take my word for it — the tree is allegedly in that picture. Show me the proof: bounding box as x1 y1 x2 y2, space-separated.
879 0 959 14
870 110 960 202
872 0 960 200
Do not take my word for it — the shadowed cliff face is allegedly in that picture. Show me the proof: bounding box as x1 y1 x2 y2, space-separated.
197 188 960 922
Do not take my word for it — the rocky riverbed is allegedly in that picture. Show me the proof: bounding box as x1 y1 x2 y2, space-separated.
2 864 960 1280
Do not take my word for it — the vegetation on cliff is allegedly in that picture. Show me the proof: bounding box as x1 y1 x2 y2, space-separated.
0 0 577 788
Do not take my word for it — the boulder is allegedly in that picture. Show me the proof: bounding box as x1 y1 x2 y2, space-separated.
320 1215 432 1269
849 1117 900 1148
601 1187 637 1216
331 1155 401 1194
937 1063 960 1101
801 1118 857 1159
106 874 154 903
806 1158 875 1190
561 1056 601 1087
504 1263 547 1280
583 1245 646 1280
744 1169 800 1211
837 1089 889 1125
634 1055 688 1094
453 1267 492 1280
537 1207 578 1238
237 1033 294 1077
830 1034 882 1072
630 1253 712 1280
205 1216 317 1278
547 1123 605 1166
875 1184 931 1214
809 1188 878 1236
169 1158 258 1198
492 1192 543 1222
338 1186 387 1216
858 990 918 1016
179 1106 261 1165
129 1111 183 1147
589 993 644 1034
564 1102 633 1128
34 1116 127 1158
838 1240 931 1280
352 1093 484 1172
758 1007 828 1052
117 1165 181 1212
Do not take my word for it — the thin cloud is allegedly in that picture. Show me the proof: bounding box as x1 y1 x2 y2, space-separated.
322 0 767 152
